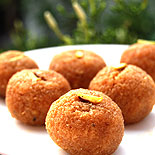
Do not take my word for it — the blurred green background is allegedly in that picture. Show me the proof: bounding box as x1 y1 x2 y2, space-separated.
0 0 155 52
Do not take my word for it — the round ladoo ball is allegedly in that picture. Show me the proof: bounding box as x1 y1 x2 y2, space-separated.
49 50 106 89
89 64 155 124
0 50 39 97
46 88 124 155
6 69 71 125
120 43 155 81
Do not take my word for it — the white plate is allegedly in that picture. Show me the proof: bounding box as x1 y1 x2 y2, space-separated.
0 44 155 155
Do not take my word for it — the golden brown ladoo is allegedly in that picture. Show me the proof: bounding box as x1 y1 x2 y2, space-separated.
0 50 38 97
49 50 106 89
46 88 124 155
89 64 155 124
120 43 155 81
6 69 71 125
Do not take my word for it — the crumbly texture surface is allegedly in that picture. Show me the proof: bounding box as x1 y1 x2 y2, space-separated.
0 50 38 97
46 89 124 155
49 50 106 89
6 69 71 125
120 43 155 81
89 65 155 124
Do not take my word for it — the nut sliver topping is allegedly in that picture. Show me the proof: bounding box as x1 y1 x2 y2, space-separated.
112 63 127 70
75 51 84 58
9 55 25 62
77 93 103 104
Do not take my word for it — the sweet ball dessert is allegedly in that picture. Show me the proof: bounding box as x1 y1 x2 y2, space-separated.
120 43 155 81
49 50 106 89
6 69 71 125
0 50 38 97
46 88 124 155
89 63 155 124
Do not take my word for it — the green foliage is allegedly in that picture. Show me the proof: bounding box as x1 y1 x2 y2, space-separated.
45 0 155 45
10 20 58 51
72 0 107 44
103 0 154 44
3 0 155 51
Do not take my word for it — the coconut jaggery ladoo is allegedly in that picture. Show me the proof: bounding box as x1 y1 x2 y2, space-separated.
0 50 38 97
89 64 155 124
120 43 155 81
49 50 106 89
46 88 124 155
6 69 71 125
